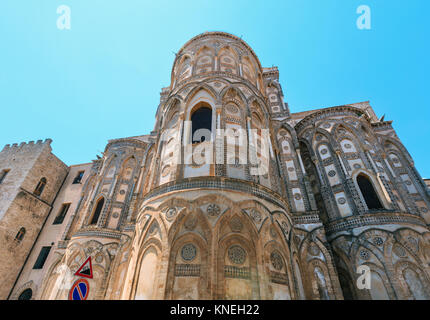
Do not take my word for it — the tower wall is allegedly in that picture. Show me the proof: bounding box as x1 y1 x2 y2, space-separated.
0 139 69 299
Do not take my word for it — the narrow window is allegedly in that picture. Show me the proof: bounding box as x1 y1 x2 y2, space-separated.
72 171 85 184
357 174 383 210
53 203 71 225
34 177 47 197
33 246 52 269
18 289 32 300
90 197 104 225
0 169 10 184
191 106 212 143
15 227 26 242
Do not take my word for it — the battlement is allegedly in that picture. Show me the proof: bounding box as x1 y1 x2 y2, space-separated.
1 139 52 153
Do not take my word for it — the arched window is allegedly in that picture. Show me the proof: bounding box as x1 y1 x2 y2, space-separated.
357 174 383 210
18 288 32 300
15 227 26 242
191 106 212 143
34 177 47 197
90 197 104 225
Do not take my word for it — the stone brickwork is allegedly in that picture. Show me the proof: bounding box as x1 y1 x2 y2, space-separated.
0 140 68 299
2 32 430 300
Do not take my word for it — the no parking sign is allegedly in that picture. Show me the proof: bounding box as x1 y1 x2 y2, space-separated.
69 256 93 300
69 279 90 300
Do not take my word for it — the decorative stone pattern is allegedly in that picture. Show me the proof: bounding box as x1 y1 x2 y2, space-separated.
270 251 284 271
3 31 430 301
181 244 197 262
228 245 247 265
206 204 220 217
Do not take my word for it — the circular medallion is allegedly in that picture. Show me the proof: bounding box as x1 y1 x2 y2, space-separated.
353 163 362 169
323 122 331 129
166 207 177 220
112 212 119 219
206 204 221 217
359 250 370 260
320 148 328 155
294 193 302 200
328 170 336 177
270 251 284 271
249 209 262 223
228 245 246 265
337 197 347 205
181 244 197 262
373 237 384 246
226 104 239 114
420 207 429 213
119 190 125 195
344 143 352 149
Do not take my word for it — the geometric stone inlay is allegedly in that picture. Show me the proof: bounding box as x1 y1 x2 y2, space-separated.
270 251 284 271
359 250 370 260
181 244 197 262
228 245 246 265
206 204 221 217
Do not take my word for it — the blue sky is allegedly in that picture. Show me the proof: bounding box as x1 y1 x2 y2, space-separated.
0 1 429 178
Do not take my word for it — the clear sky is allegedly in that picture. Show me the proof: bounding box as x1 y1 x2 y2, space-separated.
0 1 429 178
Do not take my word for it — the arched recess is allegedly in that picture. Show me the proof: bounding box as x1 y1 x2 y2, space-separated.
39 255 64 300
133 245 161 300
264 241 292 300
18 288 32 300
354 173 385 210
165 233 210 300
299 140 330 223
395 261 430 300
402 268 429 300
241 56 257 86
217 234 260 299
140 145 155 197
176 55 192 83
292 255 306 300
89 196 105 225
218 46 239 75
34 177 47 197
366 270 391 300
191 104 212 143
193 46 215 75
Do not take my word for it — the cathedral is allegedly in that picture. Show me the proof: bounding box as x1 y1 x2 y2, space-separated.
1 32 430 300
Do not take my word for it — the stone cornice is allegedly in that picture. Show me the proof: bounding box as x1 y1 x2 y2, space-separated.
294 105 371 134
325 211 427 235
142 176 291 213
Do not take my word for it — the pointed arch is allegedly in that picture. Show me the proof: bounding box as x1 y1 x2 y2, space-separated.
90 196 105 225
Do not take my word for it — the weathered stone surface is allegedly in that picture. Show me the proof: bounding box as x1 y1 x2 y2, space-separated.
2 32 430 300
